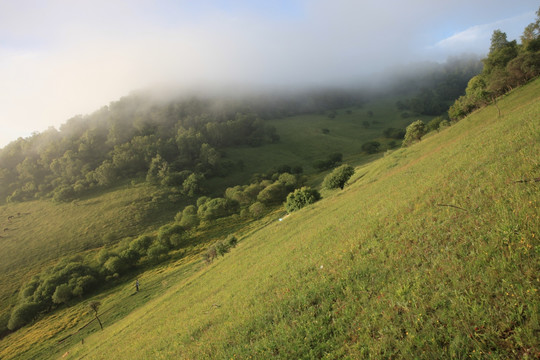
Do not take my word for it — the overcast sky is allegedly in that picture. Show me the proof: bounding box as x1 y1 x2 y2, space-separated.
0 0 538 148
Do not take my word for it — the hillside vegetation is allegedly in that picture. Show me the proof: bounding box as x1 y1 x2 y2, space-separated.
1 79 446 335
3 76 535 359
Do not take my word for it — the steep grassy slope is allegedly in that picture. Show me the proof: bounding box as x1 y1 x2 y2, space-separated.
49 79 540 359
0 96 416 322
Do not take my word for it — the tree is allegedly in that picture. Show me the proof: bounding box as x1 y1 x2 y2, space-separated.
52 284 72 304
89 301 103 330
521 7 540 51
7 302 40 330
257 182 287 205
490 29 509 53
176 205 200 229
182 173 204 197
146 154 168 184
197 198 239 220
129 235 153 255
103 256 127 275
427 116 444 132
249 202 265 218
521 7 540 44
402 120 426 147
285 187 321 213
71 275 97 298
323 164 355 190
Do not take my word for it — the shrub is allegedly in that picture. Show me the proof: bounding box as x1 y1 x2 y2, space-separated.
71 275 97 297
52 185 76 202
196 196 210 207
224 186 251 206
177 205 200 229
157 224 184 248
161 170 190 187
427 116 444 132
215 241 230 257
277 173 298 191
8 302 40 330
323 164 355 190
226 235 238 248
52 284 72 304
129 235 153 255
203 247 217 264
249 202 265 218
197 198 239 220
182 173 205 197
120 249 140 266
257 182 287 205
103 256 127 275
439 119 451 129
147 243 169 263
285 187 321 213
19 277 40 300
402 120 426 147
243 183 265 202
97 249 114 266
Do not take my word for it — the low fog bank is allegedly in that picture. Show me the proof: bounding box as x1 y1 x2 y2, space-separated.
0 53 484 151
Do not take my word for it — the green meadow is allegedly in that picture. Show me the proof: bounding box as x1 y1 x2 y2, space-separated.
1 79 539 359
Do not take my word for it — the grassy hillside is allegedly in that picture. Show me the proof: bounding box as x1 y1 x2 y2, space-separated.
11 78 533 359
0 96 418 321
0 183 184 317
1 78 538 358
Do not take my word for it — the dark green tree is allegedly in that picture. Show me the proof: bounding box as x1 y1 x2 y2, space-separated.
182 173 204 197
52 284 72 304
285 187 321 213
322 164 355 190
402 120 426 146
7 302 40 330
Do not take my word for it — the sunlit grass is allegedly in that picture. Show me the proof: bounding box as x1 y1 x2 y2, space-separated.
1 80 538 359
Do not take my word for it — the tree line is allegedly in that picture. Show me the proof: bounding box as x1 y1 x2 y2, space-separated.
0 90 364 204
449 8 540 120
